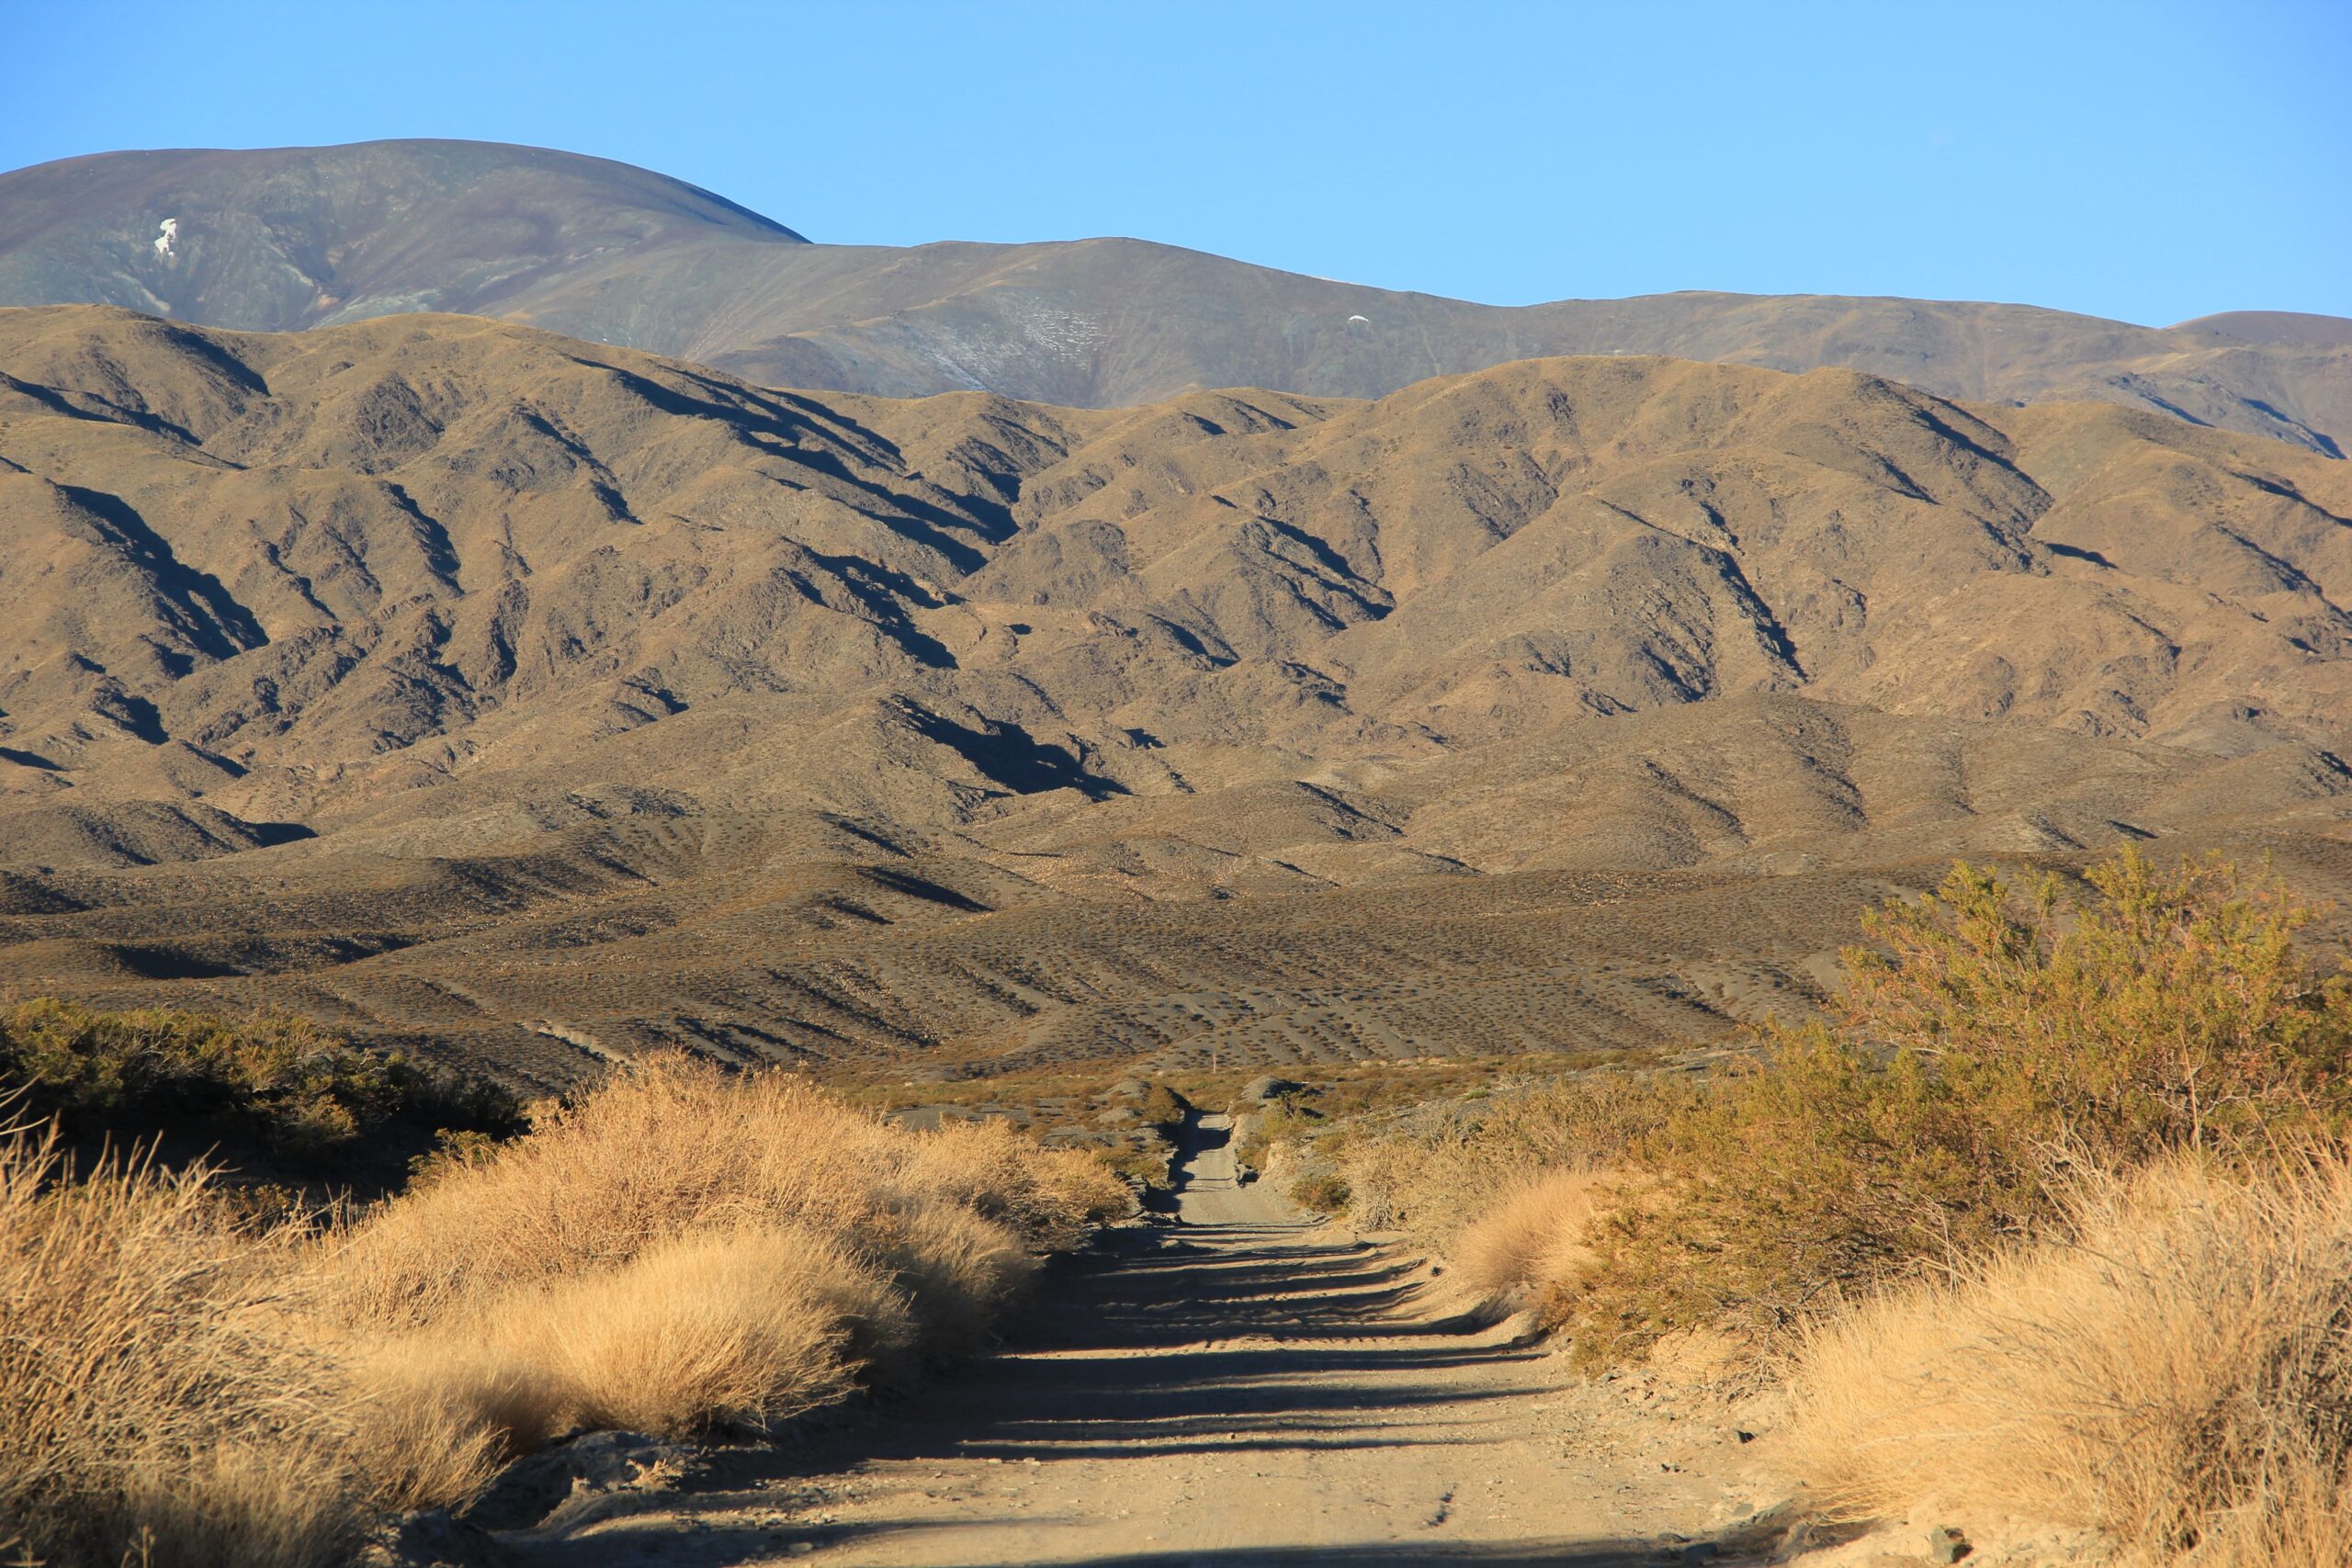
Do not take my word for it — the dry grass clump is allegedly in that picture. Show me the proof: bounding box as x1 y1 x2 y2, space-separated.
854 1201 1030 1358
1788 1154 2352 1565
1450 1168 1626 1301
319 1056 1127 1496
1340 1070 1675 1235
0 1131 357 1568
3 1053 1127 1554
334 1343 521 1515
327 1057 1119 1317
367 1225 911 1444
1333 1071 1675 1324
528 1227 905 1434
325 1061 901 1325
902 1115 1132 1255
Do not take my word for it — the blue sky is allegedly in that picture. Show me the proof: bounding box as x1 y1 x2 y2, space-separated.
9 0 2347 325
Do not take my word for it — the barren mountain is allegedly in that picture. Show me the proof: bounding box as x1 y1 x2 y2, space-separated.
4 141 2347 457
0 140 802 331
2 304 2347 1086
2173 310 2352 348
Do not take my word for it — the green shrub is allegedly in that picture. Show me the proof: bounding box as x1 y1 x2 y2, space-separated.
1842 851 2349 1153
1556 850 2352 1363
1289 1169 1351 1213
0 999 520 1182
1134 1082 1192 1134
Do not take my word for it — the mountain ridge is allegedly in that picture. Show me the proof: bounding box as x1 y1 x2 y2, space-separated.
4 140 2346 458
2 302 2348 1079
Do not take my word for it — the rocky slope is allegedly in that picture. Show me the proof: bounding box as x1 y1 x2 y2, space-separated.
1 304 2346 1082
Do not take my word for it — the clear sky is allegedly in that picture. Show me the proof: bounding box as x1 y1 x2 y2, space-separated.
8 0 2348 326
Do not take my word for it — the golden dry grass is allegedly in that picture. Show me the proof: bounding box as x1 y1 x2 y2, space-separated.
1339 1070 1670 1235
0 1131 357 1568
1787 1154 2352 1565
2 1055 1129 1561
321 1057 1125 1495
323 1061 905 1325
450 1225 904 1438
1450 1168 1624 1300
336 1342 522 1515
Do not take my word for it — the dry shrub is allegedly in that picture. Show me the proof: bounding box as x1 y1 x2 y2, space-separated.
1451 1168 1624 1299
329 1059 1119 1324
1336 1078 1660 1315
340 1344 522 1513
1340 1071 1677 1235
869 1201 1037 1356
320 1056 1123 1500
1788 1154 2352 1564
6 1053 1124 1549
0 1132 356 1568
1329 1114 1451 1233
324 1059 904 1326
900 1115 1132 1255
458 1225 907 1437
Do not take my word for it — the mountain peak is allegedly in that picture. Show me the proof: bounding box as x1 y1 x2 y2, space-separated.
0 138 805 333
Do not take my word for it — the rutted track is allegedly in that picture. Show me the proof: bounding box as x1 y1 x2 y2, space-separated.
501 1113 1783 1565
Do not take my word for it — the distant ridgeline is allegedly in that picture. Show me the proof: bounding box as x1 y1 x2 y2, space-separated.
0 139 2345 450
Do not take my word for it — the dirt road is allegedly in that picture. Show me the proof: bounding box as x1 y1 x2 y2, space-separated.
503 1113 1781 1565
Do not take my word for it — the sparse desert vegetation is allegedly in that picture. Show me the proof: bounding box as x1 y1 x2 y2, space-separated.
1294 848 2352 1560
0 1046 1126 1567
0 998 521 1190
13 849 2350 1564
0 51 2342 1564
1787 1152 2352 1565
1447 1168 1627 1303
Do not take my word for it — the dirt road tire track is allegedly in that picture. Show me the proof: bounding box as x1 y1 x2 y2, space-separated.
501 1111 1778 1565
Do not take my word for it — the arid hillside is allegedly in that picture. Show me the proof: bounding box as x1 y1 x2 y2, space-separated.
0 140 804 330
4 141 2347 455
2 304 2348 1087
